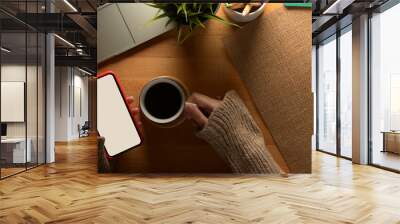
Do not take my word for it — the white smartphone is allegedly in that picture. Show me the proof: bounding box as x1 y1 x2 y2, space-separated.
97 71 142 157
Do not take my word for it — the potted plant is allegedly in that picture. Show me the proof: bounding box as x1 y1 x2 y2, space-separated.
148 3 239 44
224 3 266 23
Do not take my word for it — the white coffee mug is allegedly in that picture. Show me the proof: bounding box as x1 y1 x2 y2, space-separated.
139 76 188 127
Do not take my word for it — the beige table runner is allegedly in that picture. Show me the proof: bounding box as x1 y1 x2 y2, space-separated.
224 6 313 173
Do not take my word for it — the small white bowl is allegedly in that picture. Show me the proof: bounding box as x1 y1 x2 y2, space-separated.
224 3 266 23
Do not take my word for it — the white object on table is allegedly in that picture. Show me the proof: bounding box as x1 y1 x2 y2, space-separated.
224 3 266 23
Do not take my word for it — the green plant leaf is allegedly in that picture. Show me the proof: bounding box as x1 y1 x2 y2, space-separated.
182 3 188 22
177 25 183 43
146 3 167 10
165 17 174 27
188 19 195 31
149 3 238 44
194 17 205 29
179 30 193 44
176 25 193 45
177 4 183 14
188 11 202 17
208 4 214 13
197 4 202 13
202 14 241 28
145 12 168 27
149 13 168 23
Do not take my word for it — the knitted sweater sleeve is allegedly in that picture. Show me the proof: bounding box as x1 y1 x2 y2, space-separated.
196 91 282 174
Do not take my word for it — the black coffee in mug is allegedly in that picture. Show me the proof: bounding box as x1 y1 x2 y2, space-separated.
144 82 182 119
140 77 187 126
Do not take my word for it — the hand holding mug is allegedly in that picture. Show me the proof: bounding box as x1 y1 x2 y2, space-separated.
126 92 222 132
184 93 222 129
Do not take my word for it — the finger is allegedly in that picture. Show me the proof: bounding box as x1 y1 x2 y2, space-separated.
126 96 135 111
131 107 139 116
187 93 222 114
133 114 142 127
127 97 137 110
131 108 141 123
184 102 208 129
131 107 144 136
131 102 140 114
126 96 134 104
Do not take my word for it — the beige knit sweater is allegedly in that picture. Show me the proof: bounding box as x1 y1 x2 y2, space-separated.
197 91 282 174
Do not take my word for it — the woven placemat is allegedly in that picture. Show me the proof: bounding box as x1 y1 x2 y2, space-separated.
224 6 312 173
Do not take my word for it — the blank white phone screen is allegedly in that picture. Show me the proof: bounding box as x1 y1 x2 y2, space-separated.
97 74 141 156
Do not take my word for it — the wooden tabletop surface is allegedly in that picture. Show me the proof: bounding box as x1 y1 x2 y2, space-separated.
98 3 289 173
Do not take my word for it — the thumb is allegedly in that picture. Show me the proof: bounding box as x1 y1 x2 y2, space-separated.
184 102 208 129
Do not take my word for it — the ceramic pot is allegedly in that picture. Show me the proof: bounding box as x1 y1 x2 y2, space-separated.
224 3 266 23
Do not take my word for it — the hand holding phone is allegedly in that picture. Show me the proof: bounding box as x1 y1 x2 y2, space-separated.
126 96 144 136
97 71 142 157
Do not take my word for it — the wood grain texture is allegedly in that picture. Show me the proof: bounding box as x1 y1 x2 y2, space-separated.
98 4 289 173
1 137 400 223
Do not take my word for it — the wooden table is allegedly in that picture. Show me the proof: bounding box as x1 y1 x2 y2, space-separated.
98 4 289 173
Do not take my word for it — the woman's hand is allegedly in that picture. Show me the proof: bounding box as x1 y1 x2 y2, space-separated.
126 93 222 132
126 96 144 136
184 93 222 130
